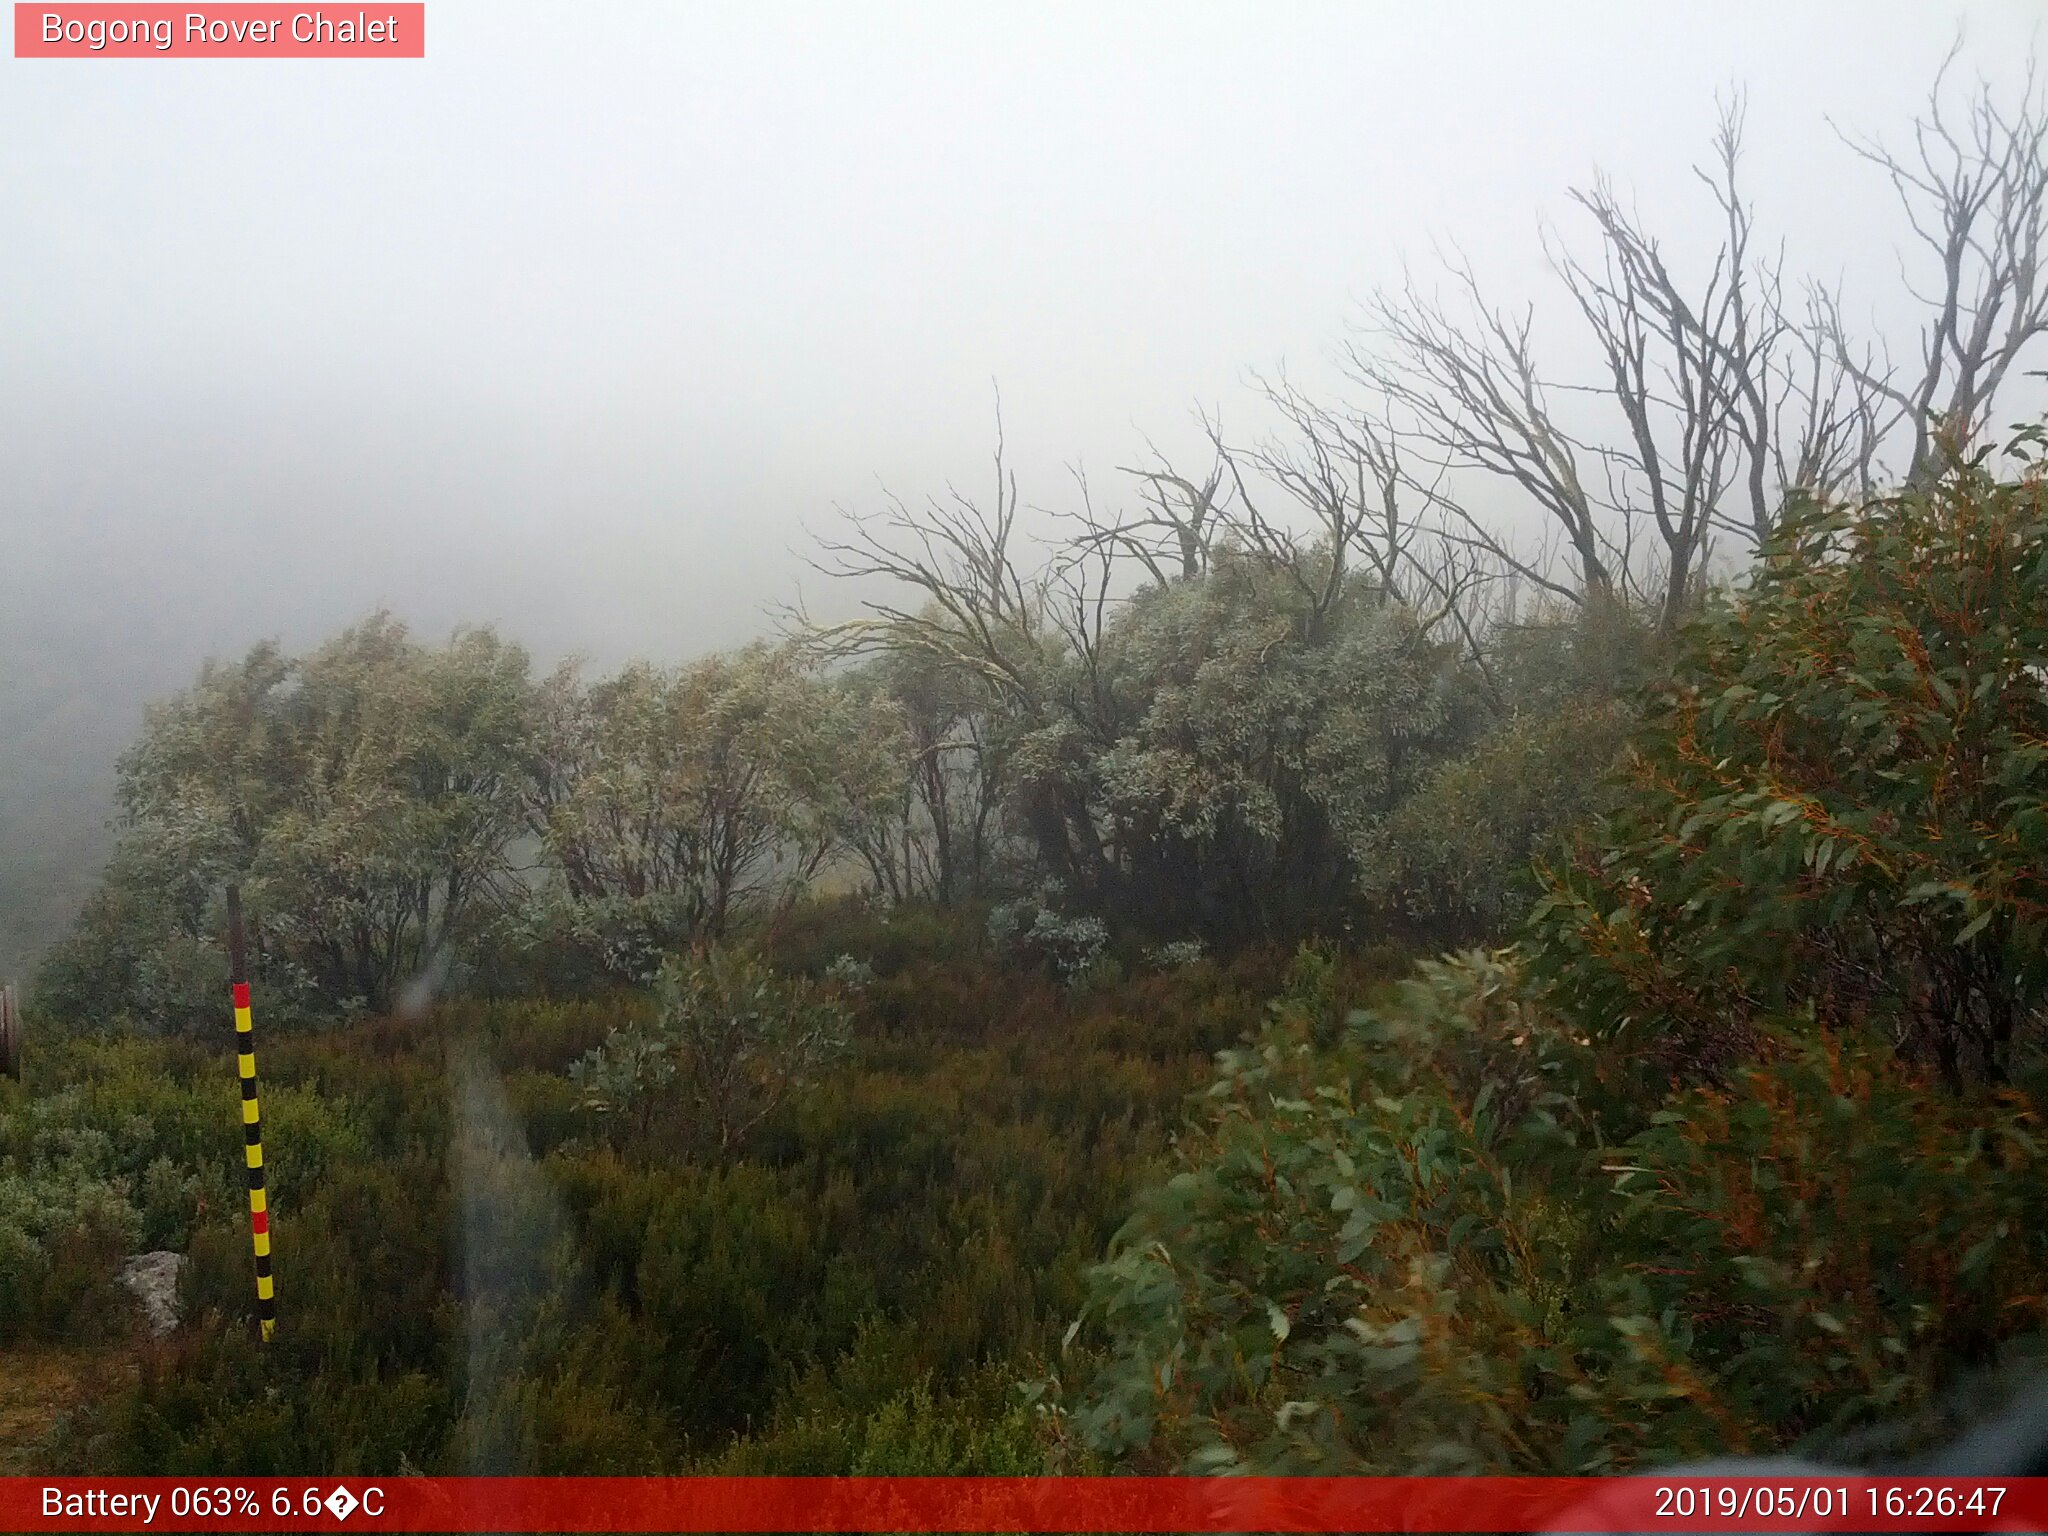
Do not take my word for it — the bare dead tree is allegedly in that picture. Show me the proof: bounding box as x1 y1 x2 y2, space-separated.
1045 466 1129 737
1341 80 2008 636
1190 390 1366 640
1348 251 1624 610
1239 375 1379 613
1100 435 1228 584
1548 193 1734 633
1222 374 1511 692
1819 48 2048 482
806 399 1046 705
1780 284 1892 503
1590 97 1889 543
803 400 1141 899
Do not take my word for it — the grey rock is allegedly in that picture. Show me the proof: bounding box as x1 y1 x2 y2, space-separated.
117 1251 187 1338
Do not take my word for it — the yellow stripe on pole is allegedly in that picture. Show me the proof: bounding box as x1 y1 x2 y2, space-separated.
226 885 276 1345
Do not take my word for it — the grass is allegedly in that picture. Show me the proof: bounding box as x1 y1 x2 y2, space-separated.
0 1345 134 1473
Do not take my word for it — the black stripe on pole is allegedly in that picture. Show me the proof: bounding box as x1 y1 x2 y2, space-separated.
225 884 275 1341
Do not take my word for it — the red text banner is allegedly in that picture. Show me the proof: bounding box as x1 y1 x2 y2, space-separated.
3 1476 2047 1532
14 5 424 57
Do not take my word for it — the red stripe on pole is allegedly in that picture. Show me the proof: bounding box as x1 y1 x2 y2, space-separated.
251 1210 268 1235
232 982 251 1009
4 1477 2047 1532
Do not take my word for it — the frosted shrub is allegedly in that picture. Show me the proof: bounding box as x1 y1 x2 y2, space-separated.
822 954 877 991
988 888 1110 986
1145 938 1207 970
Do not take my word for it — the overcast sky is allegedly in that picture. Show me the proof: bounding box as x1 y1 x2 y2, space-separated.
1 0 2046 972
4 0 2043 678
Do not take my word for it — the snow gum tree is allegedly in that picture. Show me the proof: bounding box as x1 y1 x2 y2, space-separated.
41 613 536 1025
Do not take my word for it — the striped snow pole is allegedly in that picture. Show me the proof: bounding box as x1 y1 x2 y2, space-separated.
225 886 276 1343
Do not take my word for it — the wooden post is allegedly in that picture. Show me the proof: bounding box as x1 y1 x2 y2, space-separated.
226 887 276 1342
0 984 19 1081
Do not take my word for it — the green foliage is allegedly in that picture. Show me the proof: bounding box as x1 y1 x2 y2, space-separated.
759 896 990 982
22 935 1269 1474
1373 696 1633 940
0 1036 247 1343
1530 447 2048 1084
1059 954 2048 1474
34 442 2048 1487
1062 455 2048 1477
707 1362 1045 1475
1366 601 1654 942
0 1159 141 1345
569 947 851 1156
35 838 241 1038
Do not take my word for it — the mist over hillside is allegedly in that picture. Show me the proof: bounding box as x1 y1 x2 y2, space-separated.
6 0 2048 1492
5 0 2040 980
0 626 154 974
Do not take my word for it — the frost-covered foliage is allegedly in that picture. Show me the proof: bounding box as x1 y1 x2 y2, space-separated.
831 537 1639 948
1082 555 1483 937
821 954 878 991
852 546 1494 944
488 890 704 990
831 646 1018 909
987 888 1111 987
1144 939 1208 970
40 614 534 1026
42 632 916 1024
529 646 908 949
43 515 1648 1029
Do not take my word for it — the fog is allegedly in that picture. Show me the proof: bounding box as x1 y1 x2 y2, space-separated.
1 0 2042 973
